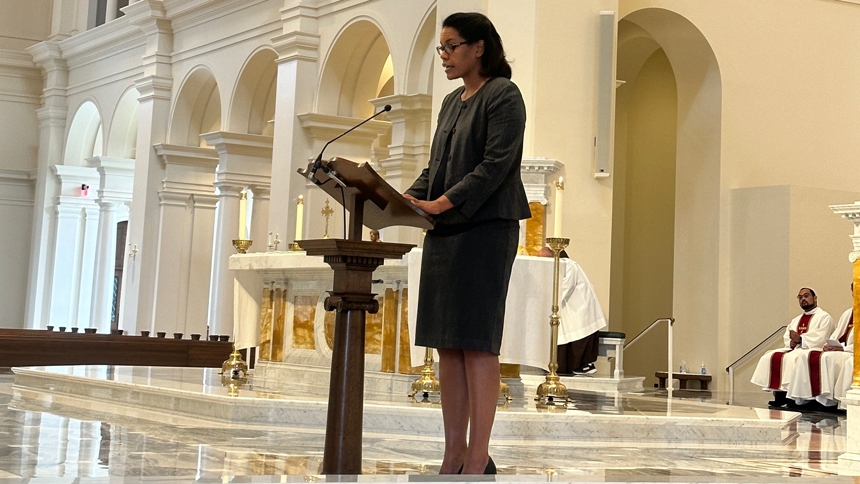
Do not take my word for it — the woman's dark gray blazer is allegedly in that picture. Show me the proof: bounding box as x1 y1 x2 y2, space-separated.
406 77 531 223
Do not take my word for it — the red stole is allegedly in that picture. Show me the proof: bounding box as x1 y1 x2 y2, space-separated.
808 350 823 396
768 313 813 389
839 313 854 345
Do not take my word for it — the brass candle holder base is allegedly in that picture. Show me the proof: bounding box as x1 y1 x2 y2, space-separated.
499 380 512 401
288 242 302 251
232 239 253 254
409 347 440 399
221 345 249 381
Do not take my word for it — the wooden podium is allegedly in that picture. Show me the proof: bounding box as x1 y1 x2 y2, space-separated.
298 158 433 474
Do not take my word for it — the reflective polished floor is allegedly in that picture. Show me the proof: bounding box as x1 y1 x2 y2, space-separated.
0 368 855 483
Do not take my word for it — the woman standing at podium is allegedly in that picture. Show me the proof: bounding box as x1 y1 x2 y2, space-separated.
403 12 530 475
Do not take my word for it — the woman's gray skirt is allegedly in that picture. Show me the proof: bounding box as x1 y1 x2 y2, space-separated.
414 218 519 354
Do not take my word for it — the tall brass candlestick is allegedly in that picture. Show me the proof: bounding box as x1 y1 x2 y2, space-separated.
536 237 570 404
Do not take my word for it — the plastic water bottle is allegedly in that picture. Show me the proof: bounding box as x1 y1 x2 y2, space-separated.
679 360 686 373
700 362 707 375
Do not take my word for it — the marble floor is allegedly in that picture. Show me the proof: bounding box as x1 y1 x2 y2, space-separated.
0 367 855 483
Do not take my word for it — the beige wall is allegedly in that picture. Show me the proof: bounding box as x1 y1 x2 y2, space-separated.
530 0 618 313
0 0 52 50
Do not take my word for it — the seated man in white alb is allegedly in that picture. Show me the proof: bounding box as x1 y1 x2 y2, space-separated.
537 247 607 375
750 287 833 408
786 285 854 408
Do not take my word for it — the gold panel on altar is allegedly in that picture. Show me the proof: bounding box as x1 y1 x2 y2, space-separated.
271 288 287 361
365 295 384 354
324 311 335 350
258 286 273 361
525 201 545 255
380 288 398 373
291 295 318 350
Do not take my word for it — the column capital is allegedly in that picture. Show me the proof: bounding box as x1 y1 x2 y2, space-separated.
135 75 173 101
153 144 218 167
200 132 274 158
213 182 245 197
830 201 860 262
26 41 66 70
37 106 68 124
370 94 433 121
248 185 271 198
272 31 320 63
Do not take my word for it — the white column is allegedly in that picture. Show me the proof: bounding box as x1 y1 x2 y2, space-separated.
87 156 135 333
105 0 119 21
89 200 117 332
25 41 68 328
269 13 320 243
371 94 431 244
119 1 173 334
149 144 219 336
249 186 270 252
208 183 243 337
200 132 272 338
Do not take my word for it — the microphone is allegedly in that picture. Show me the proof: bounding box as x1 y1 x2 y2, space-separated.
305 104 392 182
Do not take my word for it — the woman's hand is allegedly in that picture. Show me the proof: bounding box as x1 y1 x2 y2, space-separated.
403 194 454 215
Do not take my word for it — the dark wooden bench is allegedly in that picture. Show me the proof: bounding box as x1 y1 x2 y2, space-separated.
655 371 712 390
0 329 234 368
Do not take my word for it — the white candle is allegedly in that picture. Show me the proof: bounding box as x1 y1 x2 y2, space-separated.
238 191 247 239
553 177 564 237
295 195 304 240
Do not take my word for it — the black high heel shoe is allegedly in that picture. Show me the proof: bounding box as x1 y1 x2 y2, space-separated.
484 456 496 475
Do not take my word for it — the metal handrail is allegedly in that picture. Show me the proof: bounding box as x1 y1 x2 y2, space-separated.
725 325 786 404
725 325 787 372
624 318 675 390
624 318 675 349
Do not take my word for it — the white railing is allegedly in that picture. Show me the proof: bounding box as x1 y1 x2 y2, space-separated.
624 318 675 389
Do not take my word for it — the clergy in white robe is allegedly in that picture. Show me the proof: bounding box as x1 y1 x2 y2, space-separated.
784 307 854 407
750 288 832 406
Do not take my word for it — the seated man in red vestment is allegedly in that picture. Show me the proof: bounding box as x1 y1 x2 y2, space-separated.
750 287 833 408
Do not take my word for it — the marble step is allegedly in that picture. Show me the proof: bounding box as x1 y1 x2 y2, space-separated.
11 365 799 446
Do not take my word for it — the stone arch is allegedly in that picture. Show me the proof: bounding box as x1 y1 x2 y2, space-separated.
611 7 722 387
169 66 222 146
318 18 394 117
405 5 436 95
106 86 140 158
64 100 103 165
228 47 277 136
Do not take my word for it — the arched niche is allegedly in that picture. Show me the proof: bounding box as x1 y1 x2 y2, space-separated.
169 67 222 146
611 7 722 387
318 19 394 117
229 48 277 136
107 86 140 158
64 100 103 165
405 6 436 95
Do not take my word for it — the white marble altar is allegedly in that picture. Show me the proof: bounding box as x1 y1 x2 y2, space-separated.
230 250 641 392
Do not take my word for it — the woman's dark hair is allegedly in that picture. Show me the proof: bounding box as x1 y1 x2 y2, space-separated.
443 12 512 79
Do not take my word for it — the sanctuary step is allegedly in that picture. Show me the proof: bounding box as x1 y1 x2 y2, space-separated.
11 365 800 446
